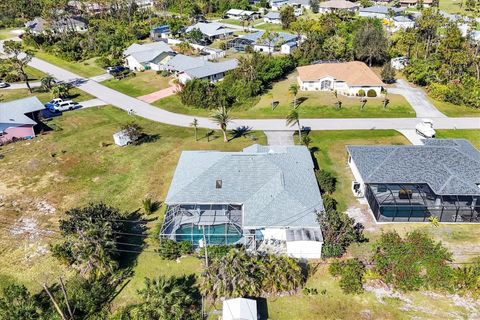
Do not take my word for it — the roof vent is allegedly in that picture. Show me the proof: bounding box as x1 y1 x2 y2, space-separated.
216 180 222 189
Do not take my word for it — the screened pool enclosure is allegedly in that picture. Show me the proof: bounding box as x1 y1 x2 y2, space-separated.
365 183 480 222
160 204 244 246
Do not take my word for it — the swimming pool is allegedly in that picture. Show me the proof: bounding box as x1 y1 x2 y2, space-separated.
175 224 242 245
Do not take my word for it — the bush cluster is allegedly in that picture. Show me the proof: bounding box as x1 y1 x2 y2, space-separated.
158 239 193 260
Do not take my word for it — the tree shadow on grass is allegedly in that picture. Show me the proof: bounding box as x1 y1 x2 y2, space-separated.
297 96 308 107
230 126 252 140
135 134 160 145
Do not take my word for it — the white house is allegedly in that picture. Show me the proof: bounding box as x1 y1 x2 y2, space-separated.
228 30 299 54
185 22 235 41
160 145 324 259
297 61 384 96
270 0 309 14
264 11 282 24
391 56 409 70
389 15 415 32
359 5 404 19
177 59 238 84
318 0 359 14
225 9 260 20
123 42 174 71
399 0 433 7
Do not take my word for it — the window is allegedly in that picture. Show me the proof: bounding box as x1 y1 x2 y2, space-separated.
216 180 222 189
320 80 332 90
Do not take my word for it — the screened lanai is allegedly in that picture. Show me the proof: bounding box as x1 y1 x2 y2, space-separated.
365 183 480 222
160 204 244 246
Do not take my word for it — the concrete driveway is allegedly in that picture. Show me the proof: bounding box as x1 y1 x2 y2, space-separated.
23 56 480 131
390 80 446 118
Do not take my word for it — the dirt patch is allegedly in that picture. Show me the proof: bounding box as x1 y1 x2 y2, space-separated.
346 205 377 232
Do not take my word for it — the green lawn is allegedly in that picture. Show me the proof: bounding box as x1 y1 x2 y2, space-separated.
32 49 105 78
429 97 480 117
0 106 265 293
439 0 469 14
0 28 16 40
256 22 289 33
24 66 47 81
154 76 416 119
0 88 94 104
102 71 172 97
436 129 480 148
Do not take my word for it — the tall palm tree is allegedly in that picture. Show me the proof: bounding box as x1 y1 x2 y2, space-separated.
383 89 390 108
40 75 55 92
289 83 299 108
286 109 302 142
190 118 199 141
211 107 232 143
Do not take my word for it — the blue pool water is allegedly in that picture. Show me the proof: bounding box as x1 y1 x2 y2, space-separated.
175 224 242 245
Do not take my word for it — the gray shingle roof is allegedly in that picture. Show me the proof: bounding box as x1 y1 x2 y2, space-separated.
347 139 480 196
165 145 323 228
359 5 404 14
183 59 238 79
124 42 173 63
0 97 44 126
265 11 281 19
185 22 235 37
240 31 299 46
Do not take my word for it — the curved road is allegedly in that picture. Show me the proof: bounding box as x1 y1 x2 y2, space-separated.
26 57 480 131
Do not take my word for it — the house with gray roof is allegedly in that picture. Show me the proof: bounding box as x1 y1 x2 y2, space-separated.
0 97 44 144
185 22 235 41
178 59 238 84
264 11 281 24
347 139 480 223
123 42 174 71
25 16 88 34
227 30 299 54
161 145 324 259
359 5 404 19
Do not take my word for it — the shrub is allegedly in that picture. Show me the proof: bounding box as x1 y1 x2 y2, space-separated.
381 62 396 84
367 89 377 97
315 170 337 194
358 89 366 97
158 239 179 260
329 259 366 294
142 197 159 214
96 56 111 69
178 241 193 255
198 245 233 259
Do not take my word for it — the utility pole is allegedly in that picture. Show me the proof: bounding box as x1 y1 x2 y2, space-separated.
202 225 209 268
59 277 74 320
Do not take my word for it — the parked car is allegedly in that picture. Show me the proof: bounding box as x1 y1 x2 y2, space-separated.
51 100 81 112
45 98 64 110
0 82 9 88
415 119 436 138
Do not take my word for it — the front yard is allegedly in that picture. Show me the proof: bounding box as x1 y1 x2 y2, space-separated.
32 49 105 78
429 97 480 117
101 71 172 97
0 88 94 104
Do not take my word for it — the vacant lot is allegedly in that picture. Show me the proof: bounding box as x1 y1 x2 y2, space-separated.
154 75 415 119
32 49 105 78
429 97 480 117
102 71 172 97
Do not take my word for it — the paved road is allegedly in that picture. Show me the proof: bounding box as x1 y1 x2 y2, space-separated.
390 80 446 118
26 57 480 131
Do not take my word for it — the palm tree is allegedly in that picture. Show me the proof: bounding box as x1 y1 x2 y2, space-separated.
289 83 300 108
360 97 367 110
190 118 199 141
383 89 390 108
50 83 71 99
211 107 232 143
286 109 302 143
40 75 55 92
333 90 342 109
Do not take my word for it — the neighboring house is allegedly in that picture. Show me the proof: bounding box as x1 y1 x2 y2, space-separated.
391 56 409 70
318 0 359 13
0 97 44 144
459 23 480 42
185 22 235 41
358 5 404 19
227 30 299 54
225 9 260 20
263 11 282 24
67 1 109 15
389 15 415 31
25 16 88 34
134 0 154 9
399 0 433 7
160 145 324 259
150 25 170 41
347 139 480 223
223 298 257 320
297 61 384 96
177 59 238 84
123 42 174 71
270 0 309 15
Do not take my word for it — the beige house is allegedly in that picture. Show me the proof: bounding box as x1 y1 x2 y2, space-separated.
297 61 384 96
318 0 359 13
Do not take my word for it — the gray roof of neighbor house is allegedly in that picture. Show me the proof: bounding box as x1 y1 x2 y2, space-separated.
185 22 235 37
124 42 173 63
183 59 238 79
265 11 281 19
347 139 480 196
165 145 324 228
359 5 404 15
162 54 207 72
240 30 299 46
26 16 87 33
393 15 413 22
0 97 44 126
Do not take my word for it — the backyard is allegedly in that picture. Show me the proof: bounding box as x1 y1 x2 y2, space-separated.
101 70 172 97
153 75 416 119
